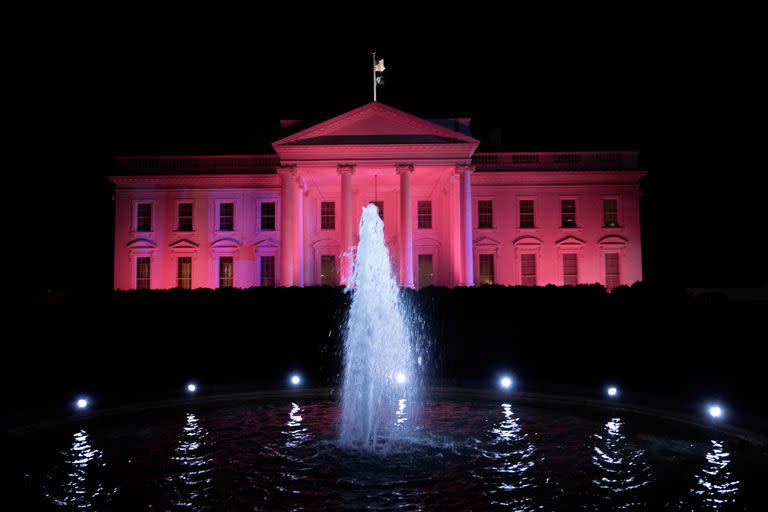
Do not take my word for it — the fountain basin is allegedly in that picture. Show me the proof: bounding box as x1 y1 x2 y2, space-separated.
8 388 767 510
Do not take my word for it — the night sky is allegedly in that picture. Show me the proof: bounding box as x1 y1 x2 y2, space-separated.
26 11 764 297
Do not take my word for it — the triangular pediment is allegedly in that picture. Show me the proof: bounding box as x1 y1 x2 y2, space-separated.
273 102 479 148
169 239 200 250
473 236 501 248
556 236 585 247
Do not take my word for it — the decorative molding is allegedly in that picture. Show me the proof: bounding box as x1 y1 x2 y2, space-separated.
336 164 356 176
513 235 543 246
395 163 414 175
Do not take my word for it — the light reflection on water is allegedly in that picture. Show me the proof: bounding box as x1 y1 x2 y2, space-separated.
44 429 113 510
683 439 740 510
471 403 540 509
165 413 214 508
590 417 653 510
20 400 761 510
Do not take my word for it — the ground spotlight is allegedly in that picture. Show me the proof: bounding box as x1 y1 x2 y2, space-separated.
607 386 618 398
75 398 89 410
499 376 513 390
290 374 302 386
186 383 197 393
708 404 723 419
395 372 407 384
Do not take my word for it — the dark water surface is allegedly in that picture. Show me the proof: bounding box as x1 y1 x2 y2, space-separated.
8 398 767 510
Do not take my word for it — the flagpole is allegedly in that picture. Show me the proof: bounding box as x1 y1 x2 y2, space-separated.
372 51 377 102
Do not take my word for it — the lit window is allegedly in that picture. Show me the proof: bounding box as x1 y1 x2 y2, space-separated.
177 257 192 289
561 200 577 228
519 200 534 228
219 203 234 231
417 201 432 229
260 255 275 287
321 202 335 230
177 203 193 232
261 202 275 231
320 255 336 286
478 200 493 229
219 256 234 288
479 254 495 285
563 254 578 286
603 199 619 227
136 203 152 232
136 257 151 289
370 201 384 222
521 254 536 286
605 253 620 291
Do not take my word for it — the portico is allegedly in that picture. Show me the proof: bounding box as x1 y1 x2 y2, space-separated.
271 102 480 287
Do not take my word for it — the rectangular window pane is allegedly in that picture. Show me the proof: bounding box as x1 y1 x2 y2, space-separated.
177 203 193 232
521 254 536 286
478 200 493 229
561 199 577 228
605 253 620 291
563 253 578 286
136 257 151 289
417 200 432 229
320 255 336 286
177 257 192 289
519 200 534 228
418 254 433 288
479 254 495 285
219 256 234 288
321 202 335 230
370 201 384 222
136 203 152 232
261 202 276 231
260 255 275 287
219 203 234 231
603 199 619 227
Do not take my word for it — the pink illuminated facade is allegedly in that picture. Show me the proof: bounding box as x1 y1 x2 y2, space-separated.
109 102 645 290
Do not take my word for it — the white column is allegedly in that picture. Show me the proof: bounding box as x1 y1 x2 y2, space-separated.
397 163 415 288
338 164 356 285
295 176 305 287
457 163 475 286
278 165 296 287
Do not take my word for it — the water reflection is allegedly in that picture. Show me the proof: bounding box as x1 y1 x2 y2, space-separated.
284 402 310 448
473 403 538 509
166 413 214 508
45 429 112 509
591 417 652 509
686 440 739 510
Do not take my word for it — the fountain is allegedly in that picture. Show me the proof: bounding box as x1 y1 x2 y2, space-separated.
339 203 421 448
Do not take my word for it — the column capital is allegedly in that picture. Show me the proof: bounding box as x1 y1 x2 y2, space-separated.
395 163 414 175
277 164 297 176
455 163 475 175
337 164 356 176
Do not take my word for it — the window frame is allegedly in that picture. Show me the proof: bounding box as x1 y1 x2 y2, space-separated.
133 200 154 233
177 256 193 289
559 197 579 229
600 195 623 229
478 253 496 285
135 256 151 290
517 196 537 230
320 201 336 231
218 255 235 289
174 200 195 233
260 255 276 287
477 199 494 230
417 200 433 230
259 200 277 231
